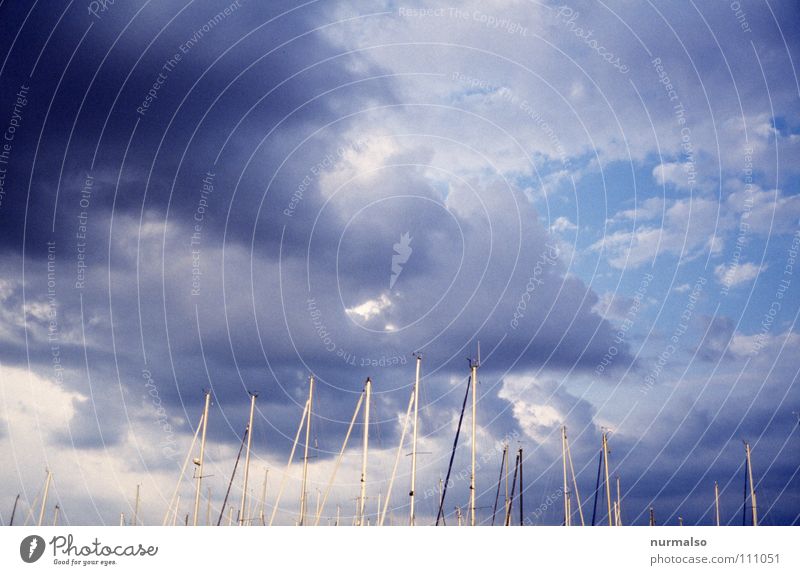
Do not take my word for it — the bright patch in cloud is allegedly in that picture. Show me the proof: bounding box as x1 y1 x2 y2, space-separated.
714 262 764 288
345 293 392 322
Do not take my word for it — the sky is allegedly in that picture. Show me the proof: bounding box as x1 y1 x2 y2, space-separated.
0 0 798 527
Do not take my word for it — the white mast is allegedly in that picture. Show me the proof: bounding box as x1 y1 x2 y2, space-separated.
504 444 510 522
259 469 269 526
269 397 309 526
133 484 140 527
562 426 570 526
565 428 585 526
37 470 52 527
745 441 758 526
299 376 314 526
173 495 180 526
379 388 414 526
357 378 371 526
714 481 720 526
162 410 204 525
317 391 365 525
239 392 257 525
193 391 211 526
602 431 613 526
615 476 623 526
469 357 479 527
410 354 421 526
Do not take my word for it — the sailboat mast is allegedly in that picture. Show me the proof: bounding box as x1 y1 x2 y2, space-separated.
299 376 314 526
133 484 140 527
565 429 585 525
358 378 371 526
37 470 52 527
745 441 758 526
714 481 720 526
52 504 60 526
193 391 211 526
504 444 510 521
615 476 622 526
259 469 269 526
562 426 570 526
518 446 524 526
469 358 478 527
9 494 20 526
491 444 507 526
239 392 257 525
602 431 613 526
409 355 421 526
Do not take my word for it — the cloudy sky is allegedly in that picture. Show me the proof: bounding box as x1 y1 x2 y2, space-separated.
0 0 798 527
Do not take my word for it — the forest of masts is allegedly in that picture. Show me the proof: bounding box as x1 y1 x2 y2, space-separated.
8 355 763 527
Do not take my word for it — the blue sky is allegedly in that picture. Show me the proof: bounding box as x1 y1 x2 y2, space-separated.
0 0 798 526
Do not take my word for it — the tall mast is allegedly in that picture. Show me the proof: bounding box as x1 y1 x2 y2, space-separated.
133 484 140 526
9 494 20 526
435 374 471 525
714 481 720 526
491 444 507 526
469 357 479 527
504 443 510 522
299 376 314 526
518 446 524 526
602 431 613 526
37 470 52 527
173 495 180 526
358 378 371 526
217 425 247 525
565 429 585 525
239 392 257 525
615 476 622 526
562 426 570 526
745 441 758 526
193 391 211 526
259 469 269 526
409 355 421 526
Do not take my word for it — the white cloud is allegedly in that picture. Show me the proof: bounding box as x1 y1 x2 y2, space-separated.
652 162 692 189
714 261 764 288
345 293 392 322
596 197 725 269
550 216 577 234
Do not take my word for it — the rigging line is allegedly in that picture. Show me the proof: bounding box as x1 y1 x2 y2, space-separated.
435 374 471 526
491 445 507 526
566 431 585 526
315 392 364 526
269 398 309 526
518 447 524 526
162 411 204 526
505 451 520 526
379 390 415 526
216 426 248 526
591 448 603 527
742 451 749 527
